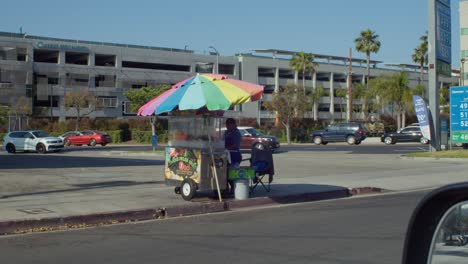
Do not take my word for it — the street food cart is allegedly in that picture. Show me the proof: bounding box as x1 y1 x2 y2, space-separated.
165 115 228 201
136 73 265 201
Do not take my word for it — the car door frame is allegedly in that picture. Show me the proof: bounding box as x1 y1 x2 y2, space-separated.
323 124 338 142
24 132 38 151
9 132 26 151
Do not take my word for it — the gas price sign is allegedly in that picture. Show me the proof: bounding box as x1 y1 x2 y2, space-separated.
450 86 468 143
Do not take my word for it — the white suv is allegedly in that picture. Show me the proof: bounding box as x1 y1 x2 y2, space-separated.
3 130 64 154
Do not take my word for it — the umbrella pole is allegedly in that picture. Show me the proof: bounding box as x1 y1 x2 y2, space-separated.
208 133 223 202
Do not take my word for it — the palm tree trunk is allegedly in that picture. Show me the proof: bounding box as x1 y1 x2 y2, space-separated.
302 65 306 95
366 53 370 88
282 119 291 145
402 110 406 128
419 64 424 86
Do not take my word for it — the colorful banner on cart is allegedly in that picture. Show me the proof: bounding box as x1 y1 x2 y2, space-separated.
165 147 201 183
413 95 431 140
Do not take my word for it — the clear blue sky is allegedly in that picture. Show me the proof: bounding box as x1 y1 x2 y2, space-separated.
1 0 462 67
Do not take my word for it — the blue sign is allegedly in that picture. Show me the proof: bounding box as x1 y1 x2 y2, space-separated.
413 95 431 140
435 0 451 64
450 86 468 130
151 135 158 148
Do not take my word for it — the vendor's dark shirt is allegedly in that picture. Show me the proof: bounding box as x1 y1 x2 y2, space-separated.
224 128 242 165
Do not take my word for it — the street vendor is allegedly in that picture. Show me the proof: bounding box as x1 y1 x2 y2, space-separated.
224 118 242 167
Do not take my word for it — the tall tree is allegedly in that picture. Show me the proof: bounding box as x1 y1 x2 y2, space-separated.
289 51 318 94
411 32 428 87
264 84 308 145
64 90 96 130
335 89 348 120
124 85 171 145
8 96 32 130
0 105 8 127
373 72 410 129
352 82 374 120
355 29 381 87
309 85 325 121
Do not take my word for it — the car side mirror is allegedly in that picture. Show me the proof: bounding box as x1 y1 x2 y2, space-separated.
29 136 35 139
244 133 251 137
402 183 468 264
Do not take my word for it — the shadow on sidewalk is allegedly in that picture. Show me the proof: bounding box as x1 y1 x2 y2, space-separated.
0 180 165 199
194 183 350 203
0 155 164 169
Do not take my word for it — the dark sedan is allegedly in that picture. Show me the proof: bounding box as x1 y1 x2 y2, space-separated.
381 126 429 145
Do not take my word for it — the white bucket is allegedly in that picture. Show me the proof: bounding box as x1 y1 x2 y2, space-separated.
234 179 250 200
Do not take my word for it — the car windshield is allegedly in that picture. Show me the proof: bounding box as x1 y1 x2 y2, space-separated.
31 131 50 138
245 128 264 136
2 3 466 263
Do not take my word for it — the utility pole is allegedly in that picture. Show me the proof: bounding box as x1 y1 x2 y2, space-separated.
428 0 451 151
347 48 353 122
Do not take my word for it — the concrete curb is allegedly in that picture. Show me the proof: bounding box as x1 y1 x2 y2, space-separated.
0 209 165 235
0 187 383 236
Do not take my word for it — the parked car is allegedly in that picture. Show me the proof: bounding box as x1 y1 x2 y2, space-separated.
381 126 429 145
2 130 63 153
58 131 80 141
63 130 112 146
222 126 280 151
309 122 368 145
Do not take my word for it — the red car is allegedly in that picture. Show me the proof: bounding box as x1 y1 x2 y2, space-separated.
64 130 112 147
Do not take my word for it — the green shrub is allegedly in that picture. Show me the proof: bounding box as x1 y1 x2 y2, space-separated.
131 130 153 144
131 130 168 144
118 123 131 142
107 130 122 144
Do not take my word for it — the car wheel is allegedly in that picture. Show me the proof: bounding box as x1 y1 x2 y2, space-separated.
36 143 46 154
313 136 323 145
355 140 361 145
64 139 71 146
5 143 16 153
89 139 97 146
420 137 429 144
181 179 196 201
101 143 107 147
346 136 356 145
253 143 265 150
384 136 394 145
321 141 328 145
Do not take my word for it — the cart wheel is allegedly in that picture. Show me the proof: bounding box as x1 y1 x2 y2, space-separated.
174 187 181 194
181 179 195 201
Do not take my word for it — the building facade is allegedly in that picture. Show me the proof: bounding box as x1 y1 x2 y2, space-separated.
0 31 456 126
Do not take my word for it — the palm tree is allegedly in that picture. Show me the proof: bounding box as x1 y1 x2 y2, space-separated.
411 32 428 87
355 29 381 87
289 51 318 94
374 72 410 129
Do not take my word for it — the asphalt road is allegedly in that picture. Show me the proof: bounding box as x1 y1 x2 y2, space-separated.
57 142 431 155
0 190 428 264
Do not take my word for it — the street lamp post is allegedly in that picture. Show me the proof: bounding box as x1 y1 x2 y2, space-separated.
461 58 466 86
209 46 219 74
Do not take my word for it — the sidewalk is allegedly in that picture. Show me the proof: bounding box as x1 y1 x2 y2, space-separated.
0 172 365 235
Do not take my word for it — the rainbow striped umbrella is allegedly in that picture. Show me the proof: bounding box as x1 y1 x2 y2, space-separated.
137 74 264 116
